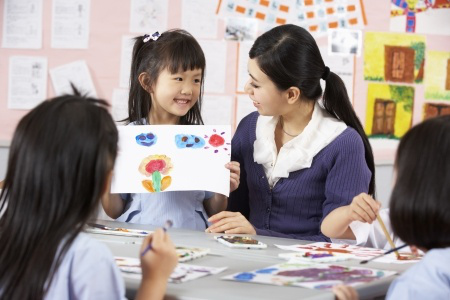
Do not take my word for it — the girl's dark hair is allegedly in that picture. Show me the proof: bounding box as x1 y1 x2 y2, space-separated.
0 94 118 299
127 29 206 125
249 24 375 195
390 115 450 250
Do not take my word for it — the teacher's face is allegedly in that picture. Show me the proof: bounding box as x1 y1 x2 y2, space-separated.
244 58 287 117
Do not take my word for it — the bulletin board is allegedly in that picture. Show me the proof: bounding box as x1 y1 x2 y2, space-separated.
1 0 449 164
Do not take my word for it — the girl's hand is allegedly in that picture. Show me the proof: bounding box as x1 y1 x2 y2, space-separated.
140 228 178 281
333 285 359 300
226 161 240 193
206 211 256 234
346 193 381 224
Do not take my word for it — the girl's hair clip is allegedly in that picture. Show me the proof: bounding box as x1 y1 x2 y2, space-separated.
143 31 160 43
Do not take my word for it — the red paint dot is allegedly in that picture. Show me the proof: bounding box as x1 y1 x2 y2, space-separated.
208 134 225 147
145 159 166 173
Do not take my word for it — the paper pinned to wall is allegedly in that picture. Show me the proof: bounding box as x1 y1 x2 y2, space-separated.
236 94 257 126
201 95 234 125
129 0 168 33
111 125 231 196
51 0 91 49
424 51 450 101
2 0 43 49
50 60 97 97
111 88 129 122
236 41 253 93
119 36 135 89
8 56 47 109
198 40 227 93
181 0 218 39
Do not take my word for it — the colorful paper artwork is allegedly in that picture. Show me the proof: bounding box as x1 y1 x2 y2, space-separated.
176 246 210 262
364 32 426 84
115 256 227 283
423 102 450 120
390 0 450 35
111 125 231 195
365 83 414 139
217 0 366 37
278 251 352 263
222 261 396 289
85 223 152 237
275 242 422 264
424 51 450 101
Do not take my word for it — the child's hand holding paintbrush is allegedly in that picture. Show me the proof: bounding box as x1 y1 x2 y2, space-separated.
138 220 178 299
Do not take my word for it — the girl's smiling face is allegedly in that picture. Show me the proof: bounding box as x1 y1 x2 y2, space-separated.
149 67 202 122
244 58 287 116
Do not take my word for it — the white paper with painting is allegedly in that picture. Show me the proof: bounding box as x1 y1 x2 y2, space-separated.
111 125 231 196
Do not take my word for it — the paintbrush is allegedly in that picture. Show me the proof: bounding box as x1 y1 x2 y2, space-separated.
360 244 408 264
141 220 173 257
376 214 400 258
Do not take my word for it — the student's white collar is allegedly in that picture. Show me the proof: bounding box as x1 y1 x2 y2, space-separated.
253 102 347 180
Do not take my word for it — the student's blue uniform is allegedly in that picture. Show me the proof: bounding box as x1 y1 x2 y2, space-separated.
46 233 125 299
387 247 450 299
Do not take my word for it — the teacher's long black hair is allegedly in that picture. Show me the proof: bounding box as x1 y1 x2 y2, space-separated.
249 24 375 195
0 94 118 299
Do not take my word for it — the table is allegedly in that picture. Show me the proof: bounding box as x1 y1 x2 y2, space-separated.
89 220 413 300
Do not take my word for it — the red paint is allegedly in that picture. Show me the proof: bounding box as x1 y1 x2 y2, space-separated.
208 134 225 147
145 159 166 173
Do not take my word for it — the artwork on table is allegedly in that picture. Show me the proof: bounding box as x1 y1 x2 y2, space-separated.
390 0 450 35
215 235 268 249
85 223 152 237
364 32 426 84
424 51 450 101
365 83 414 140
275 242 422 264
111 125 231 196
115 257 227 283
176 246 210 262
278 251 352 263
222 261 396 289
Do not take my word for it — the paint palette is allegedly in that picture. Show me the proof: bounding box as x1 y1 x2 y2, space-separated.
215 235 267 249
278 251 352 263
85 223 151 237
176 246 210 262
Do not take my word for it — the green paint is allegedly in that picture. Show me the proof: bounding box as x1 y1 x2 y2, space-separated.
152 171 162 192
389 85 414 112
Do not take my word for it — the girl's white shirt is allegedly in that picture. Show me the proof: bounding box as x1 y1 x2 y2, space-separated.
253 102 347 188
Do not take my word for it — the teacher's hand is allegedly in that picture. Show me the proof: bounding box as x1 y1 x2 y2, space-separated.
205 211 256 234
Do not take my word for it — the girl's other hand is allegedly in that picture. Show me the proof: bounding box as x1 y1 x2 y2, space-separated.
140 228 178 281
206 211 256 234
346 193 381 224
226 161 240 193
332 285 359 300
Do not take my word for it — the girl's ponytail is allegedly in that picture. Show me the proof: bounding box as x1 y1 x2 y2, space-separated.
322 72 376 196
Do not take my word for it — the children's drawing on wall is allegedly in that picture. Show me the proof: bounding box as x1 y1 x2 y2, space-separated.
224 17 258 41
364 32 426 84
365 83 414 140
390 0 450 35
424 51 450 101
423 102 450 120
222 261 396 290
328 29 362 56
111 125 231 195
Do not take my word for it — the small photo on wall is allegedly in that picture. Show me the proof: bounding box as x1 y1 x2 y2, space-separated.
225 17 258 41
328 29 362 56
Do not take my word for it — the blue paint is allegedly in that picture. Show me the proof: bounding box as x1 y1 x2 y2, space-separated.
175 134 205 149
233 272 255 281
136 132 157 147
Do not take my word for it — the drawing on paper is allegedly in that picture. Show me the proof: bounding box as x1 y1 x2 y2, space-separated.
423 102 450 120
175 134 206 148
365 83 414 139
390 0 450 34
139 154 173 192
424 51 450 101
204 129 231 154
364 32 425 83
278 251 352 263
223 262 396 290
135 132 157 147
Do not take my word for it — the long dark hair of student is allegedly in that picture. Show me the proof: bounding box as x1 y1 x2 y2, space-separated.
0 94 118 299
249 24 375 195
126 29 206 125
390 115 450 250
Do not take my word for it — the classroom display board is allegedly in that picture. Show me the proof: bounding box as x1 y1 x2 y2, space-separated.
1 0 449 163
